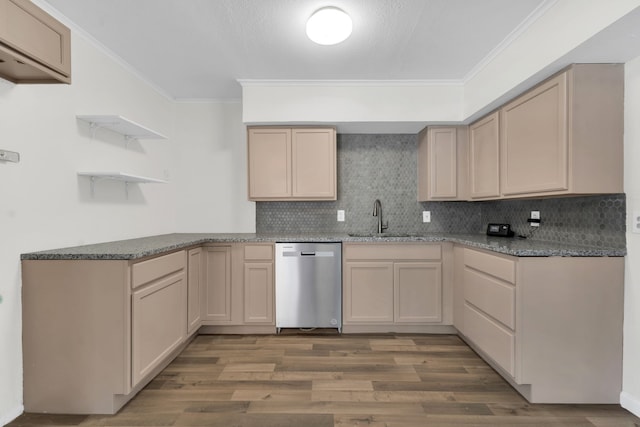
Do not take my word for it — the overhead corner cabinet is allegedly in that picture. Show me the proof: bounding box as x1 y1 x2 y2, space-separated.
468 64 623 200
0 0 71 83
248 127 337 201
417 126 469 201
469 111 501 199
502 64 623 198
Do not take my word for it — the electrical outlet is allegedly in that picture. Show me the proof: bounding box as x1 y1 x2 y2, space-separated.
337 210 345 222
633 211 640 234
531 211 540 220
422 211 431 223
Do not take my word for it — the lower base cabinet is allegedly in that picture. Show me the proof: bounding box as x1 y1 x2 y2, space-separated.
22 250 189 415
343 243 451 331
455 247 624 403
187 247 203 335
201 243 275 330
21 238 625 414
131 251 187 388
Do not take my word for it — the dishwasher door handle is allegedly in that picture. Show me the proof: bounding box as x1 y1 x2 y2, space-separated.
281 250 336 257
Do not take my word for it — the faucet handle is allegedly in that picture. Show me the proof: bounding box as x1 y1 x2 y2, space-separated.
381 221 389 231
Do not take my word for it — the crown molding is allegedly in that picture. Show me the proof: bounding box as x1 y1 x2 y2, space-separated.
173 98 242 104
463 0 559 83
237 79 464 88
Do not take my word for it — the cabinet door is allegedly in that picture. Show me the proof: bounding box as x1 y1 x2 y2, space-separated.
343 262 394 323
243 262 274 324
203 246 232 322
0 0 71 81
469 112 501 199
501 73 568 196
248 128 292 199
418 127 458 200
394 262 442 323
292 128 337 199
187 248 203 335
131 271 186 388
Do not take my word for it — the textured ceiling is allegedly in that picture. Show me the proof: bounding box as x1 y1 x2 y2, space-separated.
42 0 546 100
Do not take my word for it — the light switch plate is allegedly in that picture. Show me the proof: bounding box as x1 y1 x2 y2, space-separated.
337 210 345 222
422 211 431 223
633 211 640 234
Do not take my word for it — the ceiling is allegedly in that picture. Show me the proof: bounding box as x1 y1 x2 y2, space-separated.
41 0 553 100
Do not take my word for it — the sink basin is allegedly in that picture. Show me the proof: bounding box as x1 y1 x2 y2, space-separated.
348 233 412 238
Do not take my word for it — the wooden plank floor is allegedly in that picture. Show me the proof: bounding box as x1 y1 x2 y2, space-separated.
9 333 640 426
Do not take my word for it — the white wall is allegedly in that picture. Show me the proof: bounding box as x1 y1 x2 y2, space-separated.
242 82 464 130
0 32 252 425
622 55 640 417
173 101 255 232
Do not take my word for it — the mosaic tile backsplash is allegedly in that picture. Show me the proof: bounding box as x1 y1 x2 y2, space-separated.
257 134 625 249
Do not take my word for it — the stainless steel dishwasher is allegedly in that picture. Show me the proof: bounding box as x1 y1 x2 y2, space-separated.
275 242 342 333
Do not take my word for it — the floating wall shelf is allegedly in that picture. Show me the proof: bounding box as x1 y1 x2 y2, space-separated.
78 171 168 198
76 115 168 141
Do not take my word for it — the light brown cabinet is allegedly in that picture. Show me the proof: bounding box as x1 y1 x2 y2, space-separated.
500 73 567 196
456 246 624 403
131 251 187 388
201 243 275 330
0 0 71 83
344 261 394 323
394 262 442 323
469 111 500 199
187 247 203 335
243 244 274 324
202 245 232 322
343 243 446 331
247 127 337 201
22 250 188 414
467 64 623 201
500 64 623 197
417 126 469 201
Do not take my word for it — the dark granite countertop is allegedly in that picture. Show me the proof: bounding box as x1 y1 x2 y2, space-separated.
20 232 626 260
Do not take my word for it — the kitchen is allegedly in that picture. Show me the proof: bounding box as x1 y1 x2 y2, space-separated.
2 0 640 425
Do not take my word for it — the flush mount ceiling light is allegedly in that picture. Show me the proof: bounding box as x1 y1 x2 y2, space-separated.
306 7 352 45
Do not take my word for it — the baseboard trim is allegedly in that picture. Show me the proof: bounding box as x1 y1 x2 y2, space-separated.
620 391 640 417
0 404 24 426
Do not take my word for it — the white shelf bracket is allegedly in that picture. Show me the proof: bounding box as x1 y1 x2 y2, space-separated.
124 134 136 148
89 176 97 197
89 122 99 139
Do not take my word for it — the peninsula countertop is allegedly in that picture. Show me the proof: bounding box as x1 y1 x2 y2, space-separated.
20 232 626 261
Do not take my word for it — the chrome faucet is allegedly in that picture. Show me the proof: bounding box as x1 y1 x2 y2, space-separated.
372 199 389 234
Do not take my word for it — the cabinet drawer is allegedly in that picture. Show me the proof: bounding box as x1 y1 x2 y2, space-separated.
244 244 274 261
464 248 515 284
464 267 515 329
132 251 185 289
345 244 441 261
464 303 515 377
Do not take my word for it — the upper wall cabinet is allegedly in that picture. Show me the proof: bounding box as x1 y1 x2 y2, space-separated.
248 127 337 201
0 0 71 84
469 111 501 200
500 64 623 198
467 64 623 201
417 126 469 201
